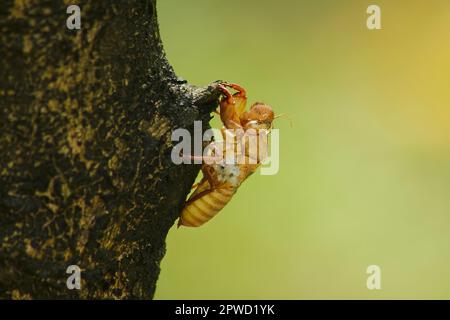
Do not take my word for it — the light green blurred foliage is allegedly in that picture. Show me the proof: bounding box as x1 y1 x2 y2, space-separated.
155 0 450 299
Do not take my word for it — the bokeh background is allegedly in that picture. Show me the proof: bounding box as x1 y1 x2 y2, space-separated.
155 0 450 299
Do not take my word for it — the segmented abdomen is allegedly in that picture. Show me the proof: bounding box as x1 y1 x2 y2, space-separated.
179 187 235 227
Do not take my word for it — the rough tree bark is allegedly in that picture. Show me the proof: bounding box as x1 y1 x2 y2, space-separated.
0 0 220 299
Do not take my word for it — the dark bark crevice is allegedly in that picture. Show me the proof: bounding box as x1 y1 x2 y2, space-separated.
0 0 219 299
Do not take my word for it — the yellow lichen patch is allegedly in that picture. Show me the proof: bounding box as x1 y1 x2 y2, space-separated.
114 138 127 155
35 176 55 199
66 126 83 155
24 239 43 259
11 290 32 300
63 248 72 261
22 35 32 54
9 0 29 19
116 241 139 262
41 67 55 81
76 196 106 254
146 114 171 139
35 172 70 202
41 238 55 252
33 90 44 100
42 7 52 15
138 120 150 131
61 181 71 200
66 121 94 171
59 145 70 156
100 222 121 251
46 64 77 94
108 155 119 172
99 205 130 251
47 203 59 214
111 271 129 299
47 99 59 112
83 92 95 113
63 97 78 112
87 21 102 44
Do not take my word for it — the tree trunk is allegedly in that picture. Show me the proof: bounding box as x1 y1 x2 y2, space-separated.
0 0 220 299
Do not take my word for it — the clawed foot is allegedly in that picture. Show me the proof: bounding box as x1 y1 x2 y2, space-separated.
218 82 247 104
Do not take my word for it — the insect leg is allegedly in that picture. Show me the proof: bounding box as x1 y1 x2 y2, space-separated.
218 83 247 129
222 83 247 98
218 84 234 104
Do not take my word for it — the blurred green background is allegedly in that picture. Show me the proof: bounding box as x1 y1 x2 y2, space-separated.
155 0 450 299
